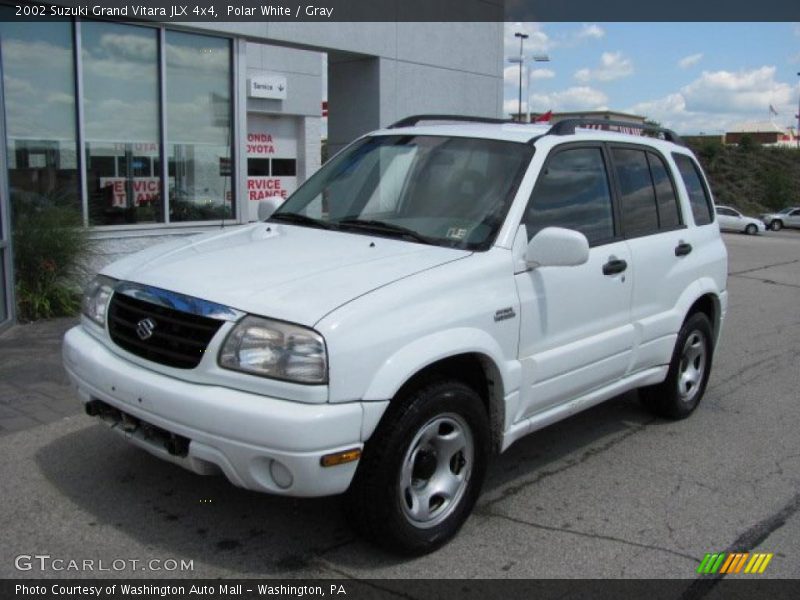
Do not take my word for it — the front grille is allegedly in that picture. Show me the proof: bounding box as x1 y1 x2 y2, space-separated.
108 292 223 369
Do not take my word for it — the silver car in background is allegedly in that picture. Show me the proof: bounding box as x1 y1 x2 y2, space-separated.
760 207 800 231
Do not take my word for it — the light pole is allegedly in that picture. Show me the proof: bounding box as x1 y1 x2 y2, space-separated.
529 54 550 122
508 54 550 122
514 32 528 121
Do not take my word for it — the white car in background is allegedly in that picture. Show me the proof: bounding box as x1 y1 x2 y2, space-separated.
715 206 766 235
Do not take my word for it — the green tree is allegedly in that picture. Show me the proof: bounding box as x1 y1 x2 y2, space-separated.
758 166 793 210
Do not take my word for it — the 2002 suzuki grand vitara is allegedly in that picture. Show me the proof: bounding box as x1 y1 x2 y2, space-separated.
64 116 727 554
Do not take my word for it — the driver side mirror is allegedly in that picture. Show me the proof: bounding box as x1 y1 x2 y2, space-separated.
258 197 282 221
526 227 590 268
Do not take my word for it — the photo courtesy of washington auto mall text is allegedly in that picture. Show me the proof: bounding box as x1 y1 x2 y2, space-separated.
14 584 348 598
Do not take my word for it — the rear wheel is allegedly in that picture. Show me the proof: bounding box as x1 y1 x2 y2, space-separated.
345 378 489 555
771 220 783 231
640 312 713 419
745 224 757 235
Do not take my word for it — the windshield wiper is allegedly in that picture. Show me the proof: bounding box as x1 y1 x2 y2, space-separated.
269 212 334 230
336 218 436 245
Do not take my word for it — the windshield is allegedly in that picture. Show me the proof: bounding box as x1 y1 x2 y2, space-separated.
271 135 533 250
778 207 793 214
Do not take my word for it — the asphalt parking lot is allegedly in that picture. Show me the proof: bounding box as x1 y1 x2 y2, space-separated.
0 230 798 581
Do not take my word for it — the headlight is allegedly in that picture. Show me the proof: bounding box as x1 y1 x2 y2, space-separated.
82 275 117 327
219 316 328 384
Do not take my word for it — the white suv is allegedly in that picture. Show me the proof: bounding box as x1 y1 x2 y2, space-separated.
63 116 728 554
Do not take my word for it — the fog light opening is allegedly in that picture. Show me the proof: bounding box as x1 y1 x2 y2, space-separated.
269 459 294 489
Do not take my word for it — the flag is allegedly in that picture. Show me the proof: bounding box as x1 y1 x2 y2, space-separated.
769 104 778 117
535 110 553 123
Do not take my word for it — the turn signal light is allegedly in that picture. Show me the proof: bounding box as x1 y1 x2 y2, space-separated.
320 448 362 467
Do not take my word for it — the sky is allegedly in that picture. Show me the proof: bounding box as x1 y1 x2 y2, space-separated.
502 22 800 134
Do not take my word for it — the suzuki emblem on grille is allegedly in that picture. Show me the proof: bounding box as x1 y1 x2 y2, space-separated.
136 317 157 340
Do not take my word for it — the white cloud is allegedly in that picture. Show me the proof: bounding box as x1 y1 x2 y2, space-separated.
574 52 634 83
529 68 556 81
678 53 703 69
529 86 609 112
577 24 605 40
503 22 550 60
682 66 793 113
628 66 796 133
503 98 528 116
503 65 555 86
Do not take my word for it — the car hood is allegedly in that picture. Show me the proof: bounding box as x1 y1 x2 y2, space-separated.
102 223 471 326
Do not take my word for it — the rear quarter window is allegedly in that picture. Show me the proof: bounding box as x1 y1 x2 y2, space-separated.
673 153 714 226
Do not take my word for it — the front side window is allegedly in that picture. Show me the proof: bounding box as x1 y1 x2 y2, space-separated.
272 135 533 250
673 153 713 226
523 147 615 245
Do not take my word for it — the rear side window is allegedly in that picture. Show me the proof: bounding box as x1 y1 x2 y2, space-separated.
647 152 681 229
611 148 658 237
524 147 615 245
673 153 713 225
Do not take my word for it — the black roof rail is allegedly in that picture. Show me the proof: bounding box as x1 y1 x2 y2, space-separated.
388 114 511 129
538 118 686 146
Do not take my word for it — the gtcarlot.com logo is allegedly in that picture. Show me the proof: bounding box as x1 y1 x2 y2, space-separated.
14 554 194 572
697 552 774 575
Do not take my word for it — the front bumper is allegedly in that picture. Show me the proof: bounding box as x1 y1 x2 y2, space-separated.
63 326 378 497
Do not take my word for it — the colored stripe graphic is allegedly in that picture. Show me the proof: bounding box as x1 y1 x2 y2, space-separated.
699 552 773 575
744 553 774 574
720 553 749 573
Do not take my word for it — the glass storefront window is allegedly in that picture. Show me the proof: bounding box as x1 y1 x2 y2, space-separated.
82 22 162 226
165 31 232 222
0 18 79 214
1 21 235 228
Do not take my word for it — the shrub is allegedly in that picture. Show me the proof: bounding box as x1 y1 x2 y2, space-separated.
11 190 90 321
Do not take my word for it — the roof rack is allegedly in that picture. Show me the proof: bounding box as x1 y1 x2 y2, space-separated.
539 118 686 146
388 114 511 129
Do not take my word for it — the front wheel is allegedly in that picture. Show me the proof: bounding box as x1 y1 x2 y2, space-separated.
745 224 757 235
345 378 489 555
640 312 713 419
771 220 783 231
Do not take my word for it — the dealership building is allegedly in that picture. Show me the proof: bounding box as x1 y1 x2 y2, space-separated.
0 13 504 330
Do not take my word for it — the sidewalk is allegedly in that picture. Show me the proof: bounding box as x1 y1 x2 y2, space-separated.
0 317 80 435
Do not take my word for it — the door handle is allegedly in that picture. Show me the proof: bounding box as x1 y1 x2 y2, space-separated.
675 242 693 257
602 258 627 275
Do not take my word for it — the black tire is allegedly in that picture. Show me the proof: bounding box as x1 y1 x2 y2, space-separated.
640 312 713 419
345 378 490 555
771 220 783 231
745 224 757 235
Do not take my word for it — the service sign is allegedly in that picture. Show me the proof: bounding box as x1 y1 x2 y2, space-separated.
245 115 299 220
248 75 288 100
